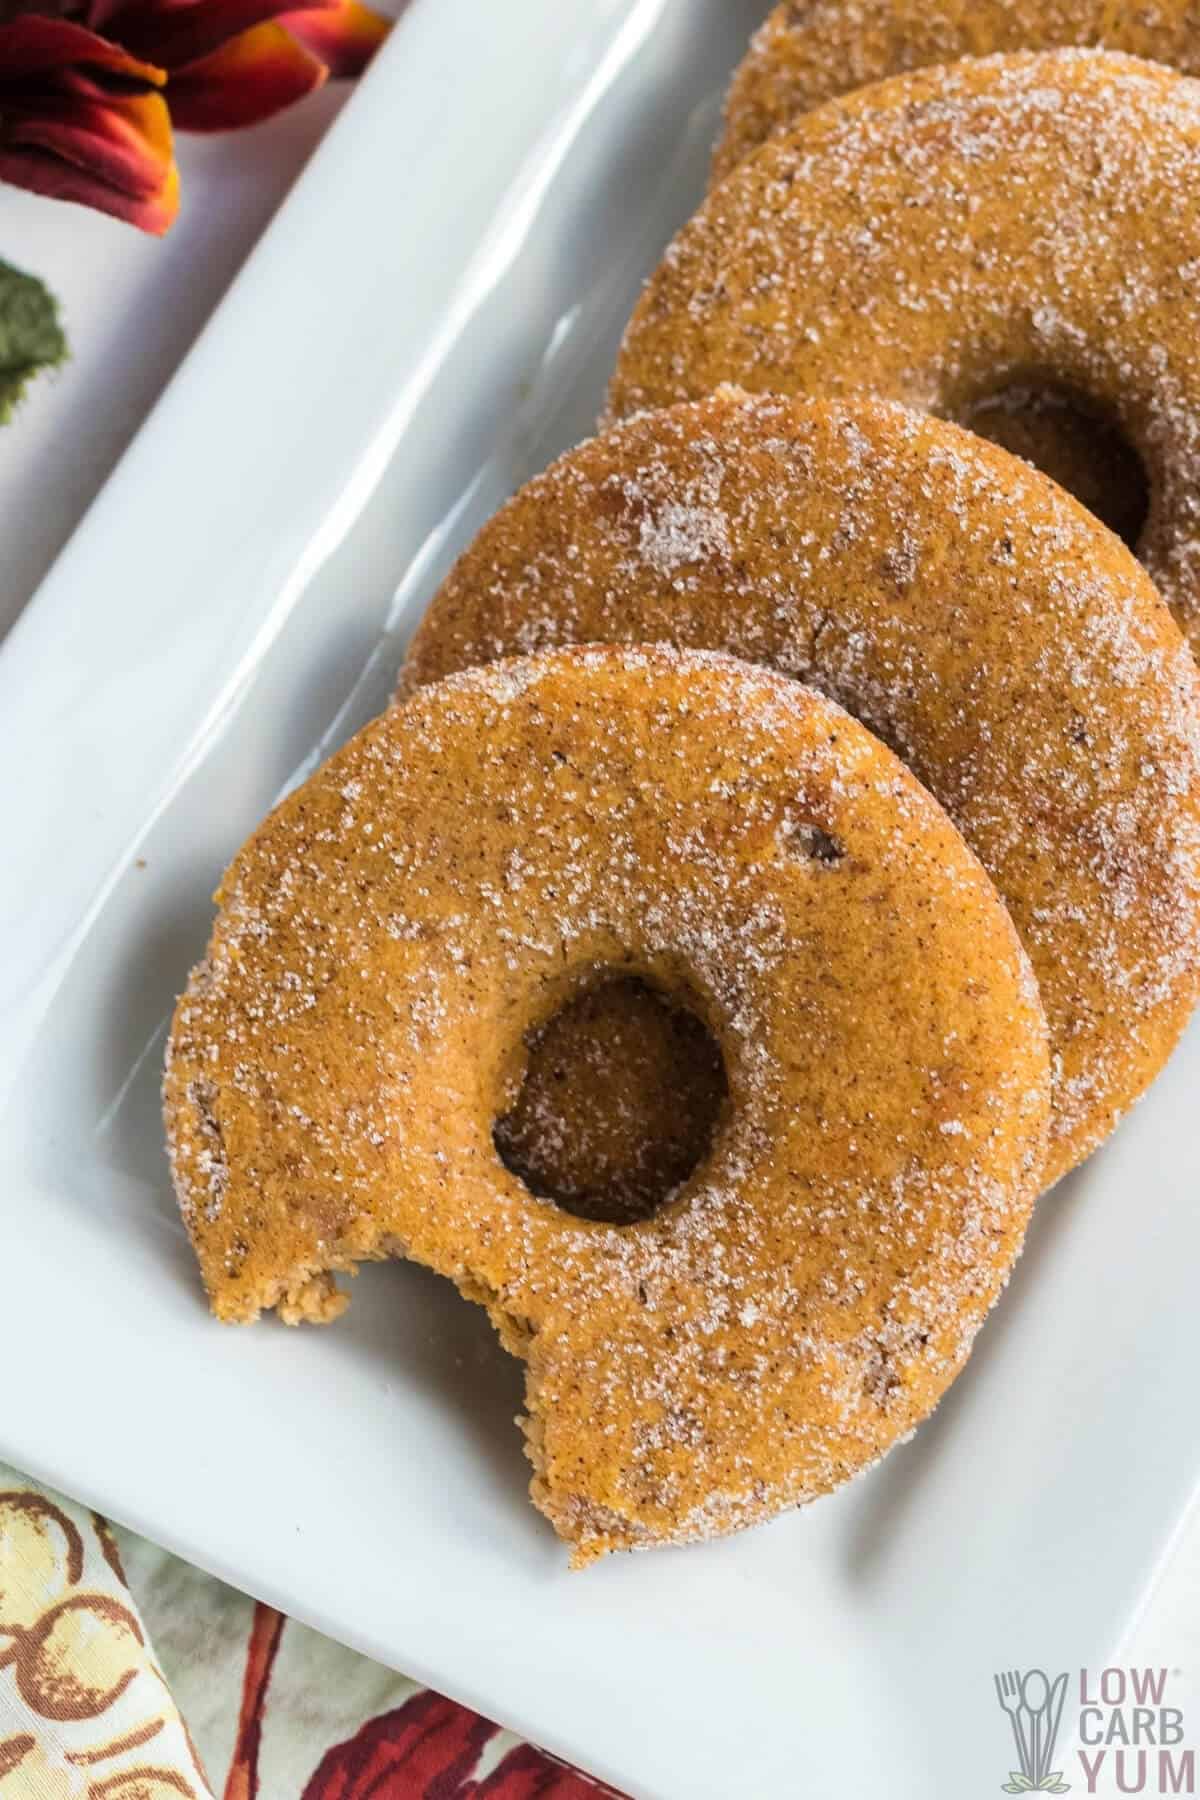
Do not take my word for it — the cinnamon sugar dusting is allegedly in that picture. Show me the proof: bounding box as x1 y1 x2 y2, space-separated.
612 50 1200 657
404 390 1200 1182
713 0 1200 184
161 42 1200 1568
165 648 1050 1561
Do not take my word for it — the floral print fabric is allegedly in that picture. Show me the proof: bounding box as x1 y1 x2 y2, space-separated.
0 1466 622 1799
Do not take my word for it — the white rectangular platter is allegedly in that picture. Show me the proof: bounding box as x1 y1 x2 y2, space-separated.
1 3 1198 1795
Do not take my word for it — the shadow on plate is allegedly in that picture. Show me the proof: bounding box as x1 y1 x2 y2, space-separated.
92 877 214 1213
314 1256 543 1551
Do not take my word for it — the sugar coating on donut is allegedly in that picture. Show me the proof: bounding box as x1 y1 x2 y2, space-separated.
611 50 1200 658
404 390 1200 1183
165 647 1050 1562
713 0 1200 183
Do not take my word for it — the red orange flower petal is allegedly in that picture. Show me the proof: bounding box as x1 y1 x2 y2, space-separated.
0 17 177 233
0 138 177 233
0 14 164 84
166 21 326 130
87 0 330 70
0 0 388 230
277 0 391 78
4 90 173 202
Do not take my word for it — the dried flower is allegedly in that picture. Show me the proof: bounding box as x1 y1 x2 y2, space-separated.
0 0 392 232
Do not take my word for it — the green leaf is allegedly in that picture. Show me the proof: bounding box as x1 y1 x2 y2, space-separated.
0 259 68 425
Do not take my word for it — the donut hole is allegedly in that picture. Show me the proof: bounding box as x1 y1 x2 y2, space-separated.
494 975 729 1225
960 377 1149 550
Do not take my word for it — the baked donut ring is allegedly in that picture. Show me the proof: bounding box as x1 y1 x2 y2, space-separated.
403 391 1200 1184
713 0 1200 185
165 647 1050 1562
610 50 1200 658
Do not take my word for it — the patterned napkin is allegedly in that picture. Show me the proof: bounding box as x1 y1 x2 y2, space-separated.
0 1465 622 1798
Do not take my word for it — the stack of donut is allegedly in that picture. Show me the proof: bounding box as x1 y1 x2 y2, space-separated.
166 12 1200 1566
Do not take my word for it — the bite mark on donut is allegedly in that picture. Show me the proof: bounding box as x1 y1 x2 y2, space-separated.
164 648 1053 1559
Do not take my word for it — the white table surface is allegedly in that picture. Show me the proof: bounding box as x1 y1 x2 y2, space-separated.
1 88 1196 1795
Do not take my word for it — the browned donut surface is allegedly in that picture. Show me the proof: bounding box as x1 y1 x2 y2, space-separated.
165 647 1050 1562
714 0 1200 184
404 391 1200 1184
611 50 1200 659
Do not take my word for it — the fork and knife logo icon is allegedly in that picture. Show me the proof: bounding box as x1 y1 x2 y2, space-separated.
993 1668 1071 1793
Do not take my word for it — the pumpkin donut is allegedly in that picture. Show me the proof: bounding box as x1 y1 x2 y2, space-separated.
610 50 1200 658
165 647 1050 1562
713 0 1200 185
402 391 1200 1185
